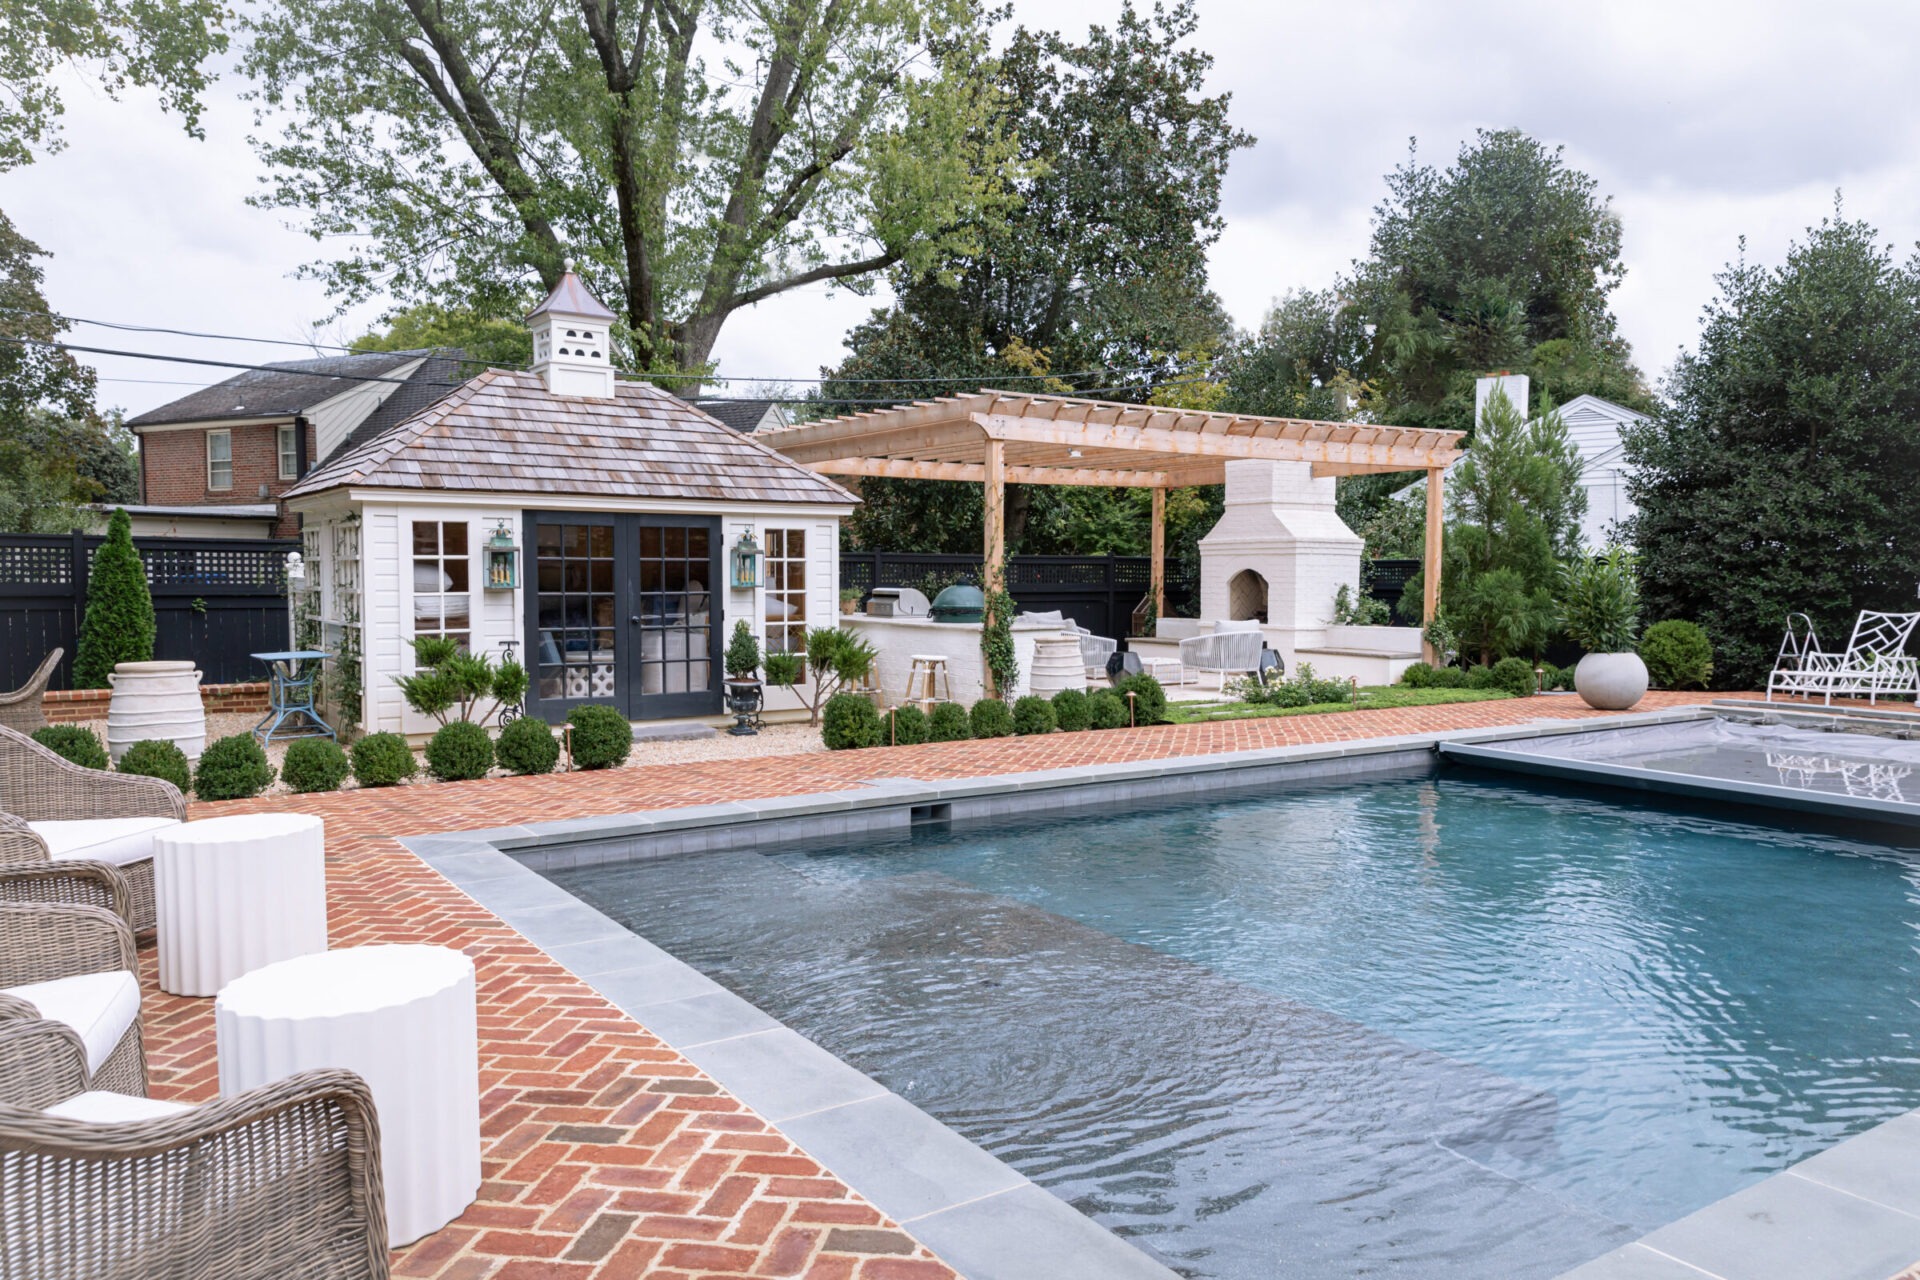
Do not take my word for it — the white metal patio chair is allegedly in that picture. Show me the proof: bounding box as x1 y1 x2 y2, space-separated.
1178 621 1266 689
1766 610 1920 705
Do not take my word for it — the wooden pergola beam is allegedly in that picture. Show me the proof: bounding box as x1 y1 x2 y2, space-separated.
972 414 1455 473
809 457 1176 489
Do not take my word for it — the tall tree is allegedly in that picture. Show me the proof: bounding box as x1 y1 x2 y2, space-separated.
243 0 1018 372
0 212 103 532
351 302 534 374
1626 214 1920 689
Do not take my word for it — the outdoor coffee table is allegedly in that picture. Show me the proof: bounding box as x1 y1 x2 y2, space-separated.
1142 656 1186 687
154 812 328 997
215 944 481 1245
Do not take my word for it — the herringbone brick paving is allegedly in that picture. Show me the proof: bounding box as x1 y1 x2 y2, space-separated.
138 692 1740 1277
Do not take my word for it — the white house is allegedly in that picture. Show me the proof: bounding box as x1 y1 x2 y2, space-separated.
282 267 856 737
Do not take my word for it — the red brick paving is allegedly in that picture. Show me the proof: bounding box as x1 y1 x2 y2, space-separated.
139 691 1746 1277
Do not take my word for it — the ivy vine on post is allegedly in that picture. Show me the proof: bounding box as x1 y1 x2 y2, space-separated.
981 570 1018 699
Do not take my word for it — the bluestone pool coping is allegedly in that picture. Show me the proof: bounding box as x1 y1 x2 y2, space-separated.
402 700 1920 1280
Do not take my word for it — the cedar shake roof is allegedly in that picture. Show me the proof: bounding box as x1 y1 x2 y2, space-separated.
126 350 440 428
283 369 857 507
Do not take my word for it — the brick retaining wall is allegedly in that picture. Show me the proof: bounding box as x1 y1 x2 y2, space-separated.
42 681 270 724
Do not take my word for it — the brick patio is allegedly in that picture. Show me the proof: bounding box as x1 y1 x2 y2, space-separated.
139 692 1738 1278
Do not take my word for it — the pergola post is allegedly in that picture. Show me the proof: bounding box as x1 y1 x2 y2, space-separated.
1150 487 1167 622
1422 465 1445 664
983 435 1006 592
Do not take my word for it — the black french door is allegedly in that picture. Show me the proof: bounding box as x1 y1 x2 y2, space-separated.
525 512 723 723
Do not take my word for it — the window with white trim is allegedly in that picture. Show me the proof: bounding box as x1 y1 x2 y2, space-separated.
410 520 470 651
764 528 807 658
277 424 298 479
206 429 232 490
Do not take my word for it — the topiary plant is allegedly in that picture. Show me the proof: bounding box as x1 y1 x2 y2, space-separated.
927 701 972 742
350 732 417 787
1012 695 1057 735
496 716 560 775
426 720 493 781
282 738 351 793
117 738 190 792
1051 687 1090 732
1399 661 1437 688
1086 689 1128 729
1466 665 1497 690
566 704 632 770
1490 656 1537 698
969 697 1014 739
886 704 929 746
1114 672 1167 726
1429 666 1469 689
822 693 884 750
73 508 155 688
194 734 275 800
1641 620 1714 690
31 725 109 770
725 619 761 680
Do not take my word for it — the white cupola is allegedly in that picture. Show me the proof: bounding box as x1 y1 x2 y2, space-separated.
528 259 618 399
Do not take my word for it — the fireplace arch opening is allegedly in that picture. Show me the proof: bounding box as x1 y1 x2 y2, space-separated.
1228 569 1269 624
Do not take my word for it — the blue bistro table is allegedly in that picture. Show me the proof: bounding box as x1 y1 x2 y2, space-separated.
251 650 336 748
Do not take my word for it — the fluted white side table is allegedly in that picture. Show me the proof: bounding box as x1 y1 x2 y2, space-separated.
154 812 328 996
216 944 480 1246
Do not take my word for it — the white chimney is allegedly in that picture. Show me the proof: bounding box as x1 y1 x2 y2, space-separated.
528 260 618 399
1475 372 1530 427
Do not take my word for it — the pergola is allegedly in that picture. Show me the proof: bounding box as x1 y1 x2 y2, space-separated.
757 391 1466 650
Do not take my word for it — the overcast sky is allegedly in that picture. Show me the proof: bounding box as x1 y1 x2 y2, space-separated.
8 0 1919 419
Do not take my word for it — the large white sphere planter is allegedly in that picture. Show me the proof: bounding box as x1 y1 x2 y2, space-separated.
106 660 207 763
1574 652 1648 711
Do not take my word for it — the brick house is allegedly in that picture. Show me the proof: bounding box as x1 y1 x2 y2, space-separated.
123 351 461 538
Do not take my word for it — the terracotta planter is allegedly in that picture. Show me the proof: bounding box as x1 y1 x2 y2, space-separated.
1574 652 1648 711
107 660 207 762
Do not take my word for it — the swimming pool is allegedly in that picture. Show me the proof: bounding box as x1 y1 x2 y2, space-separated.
548 772 1920 1279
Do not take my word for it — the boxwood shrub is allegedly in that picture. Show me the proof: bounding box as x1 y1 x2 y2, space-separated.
282 738 351 793
194 734 275 800
1012 695 1057 736
566 705 632 770
1399 661 1437 688
823 693 884 750
1051 687 1090 732
426 721 494 781
927 701 972 742
116 738 190 792
496 716 560 775
969 697 1014 739
1489 656 1537 698
350 732 417 787
1641 620 1714 690
31 725 109 770
1465 665 1498 690
887 704 929 746
1114 672 1167 725
1086 689 1128 729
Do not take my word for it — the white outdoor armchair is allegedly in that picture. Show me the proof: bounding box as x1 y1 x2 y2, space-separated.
1178 621 1266 687
1767 610 1920 705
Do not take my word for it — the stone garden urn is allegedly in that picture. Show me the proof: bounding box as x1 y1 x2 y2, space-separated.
106 660 207 762
1573 652 1648 711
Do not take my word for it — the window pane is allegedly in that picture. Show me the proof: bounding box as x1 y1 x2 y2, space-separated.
208 433 230 463
787 562 806 591
590 525 613 557
412 523 438 555
688 527 709 557
590 560 613 592
786 529 805 556
564 525 589 556
443 523 468 555
640 526 661 557
664 526 686 557
765 529 784 558
444 559 469 592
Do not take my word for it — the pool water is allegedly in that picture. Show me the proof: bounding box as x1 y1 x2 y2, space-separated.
549 773 1920 1278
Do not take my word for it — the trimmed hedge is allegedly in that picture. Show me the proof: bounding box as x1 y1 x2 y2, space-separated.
1641 620 1714 690
117 739 189 792
1012 695 1057 735
566 705 632 770
283 738 351 793
1051 687 1090 732
194 734 275 800
927 702 972 742
426 721 493 781
823 693 884 750
1086 689 1128 729
32 725 109 770
1466 665 1498 690
1399 661 1438 688
350 732 417 787
1113 672 1167 726
886 704 929 746
969 697 1014 739
1490 656 1537 698
496 716 560 775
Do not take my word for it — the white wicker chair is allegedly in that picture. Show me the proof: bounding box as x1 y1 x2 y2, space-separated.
1767 610 1920 705
1178 621 1266 687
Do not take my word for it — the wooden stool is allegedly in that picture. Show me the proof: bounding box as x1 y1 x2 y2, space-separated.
904 655 954 711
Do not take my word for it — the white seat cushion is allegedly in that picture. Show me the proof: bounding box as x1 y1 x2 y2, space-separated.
45 1090 191 1123
4 971 140 1073
29 817 178 867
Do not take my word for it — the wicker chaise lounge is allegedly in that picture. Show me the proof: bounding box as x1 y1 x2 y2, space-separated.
0 901 145 1096
0 723 184 932
0 1019 390 1280
0 648 62 734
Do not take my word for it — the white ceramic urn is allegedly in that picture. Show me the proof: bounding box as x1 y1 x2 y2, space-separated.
1573 652 1648 712
1026 635 1087 698
106 660 207 762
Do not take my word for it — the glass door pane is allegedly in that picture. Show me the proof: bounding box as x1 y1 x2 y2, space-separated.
629 517 721 719
531 517 617 708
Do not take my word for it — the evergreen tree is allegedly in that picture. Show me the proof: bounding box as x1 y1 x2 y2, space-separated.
73 508 155 688
1626 214 1920 688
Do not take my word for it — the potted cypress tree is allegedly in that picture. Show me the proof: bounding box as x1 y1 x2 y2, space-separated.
723 619 762 735
1560 547 1647 710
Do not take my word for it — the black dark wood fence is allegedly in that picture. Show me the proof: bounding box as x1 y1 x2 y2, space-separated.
841 552 1197 641
1365 558 1421 620
0 532 299 691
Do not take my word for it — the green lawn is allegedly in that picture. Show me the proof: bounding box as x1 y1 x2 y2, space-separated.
1163 686 1514 724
